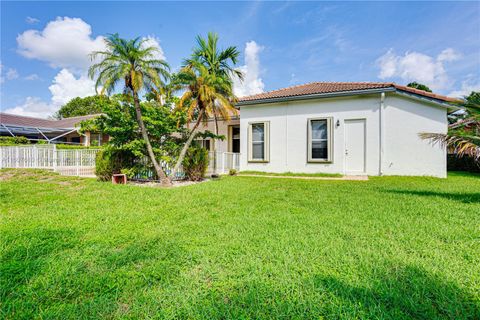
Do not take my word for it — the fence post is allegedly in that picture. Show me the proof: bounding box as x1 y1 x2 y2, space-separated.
15 147 19 168
53 145 57 172
76 150 80 176
222 152 225 174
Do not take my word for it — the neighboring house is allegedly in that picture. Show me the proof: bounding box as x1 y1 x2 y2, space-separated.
0 113 107 146
234 82 457 178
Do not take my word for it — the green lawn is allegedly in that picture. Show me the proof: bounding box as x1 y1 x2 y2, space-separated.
1 169 479 319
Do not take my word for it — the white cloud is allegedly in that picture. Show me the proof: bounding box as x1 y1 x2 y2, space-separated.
0 64 19 83
49 69 96 107
4 69 96 118
376 48 461 91
24 74 40 81
17 17 106 70
141 36 166 61
3 97 56 118
233 41 265 97
448 79 480 98
6 68 19 80
437 48 461 62
26 16 40 24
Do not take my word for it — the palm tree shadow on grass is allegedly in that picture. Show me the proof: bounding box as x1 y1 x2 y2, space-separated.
313 265 479 319
385 189 480 204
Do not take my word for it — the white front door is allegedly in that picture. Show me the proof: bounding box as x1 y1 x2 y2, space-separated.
344 119 366 174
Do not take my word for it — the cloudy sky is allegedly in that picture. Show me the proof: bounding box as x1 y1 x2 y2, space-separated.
1 1 479 118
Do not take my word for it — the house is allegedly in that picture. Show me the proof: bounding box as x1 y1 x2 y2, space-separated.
236 82 458 178
0 113 107 146
197 82 457 178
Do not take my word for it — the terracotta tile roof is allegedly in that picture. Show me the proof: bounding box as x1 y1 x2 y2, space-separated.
238 82 458 104
0 113 101 129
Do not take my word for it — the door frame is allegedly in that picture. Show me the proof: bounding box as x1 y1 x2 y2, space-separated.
343 118 367 175
228 124 240 153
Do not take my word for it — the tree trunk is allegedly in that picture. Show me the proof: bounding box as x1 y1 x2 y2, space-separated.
173 108 206 173
212 114 219 175
133 92 172 186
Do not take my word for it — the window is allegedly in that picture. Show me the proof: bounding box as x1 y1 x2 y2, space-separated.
248 121 269 162
308 118 333 162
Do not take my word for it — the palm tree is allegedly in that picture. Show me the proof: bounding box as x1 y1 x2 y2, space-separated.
420 94 480 162
172 32 242 174
88 34 172 186
172 61 239 173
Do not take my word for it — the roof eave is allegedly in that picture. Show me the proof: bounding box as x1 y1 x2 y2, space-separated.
237 87 459 111
237 88 396 106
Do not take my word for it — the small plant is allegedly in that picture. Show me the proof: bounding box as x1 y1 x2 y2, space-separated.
0 136 30 145
229 169 237 176
182 146 209 181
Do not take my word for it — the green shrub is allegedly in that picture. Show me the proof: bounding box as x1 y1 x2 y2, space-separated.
229 169 237 176
95 147 136 181
182 146 209 181
0 136 30 145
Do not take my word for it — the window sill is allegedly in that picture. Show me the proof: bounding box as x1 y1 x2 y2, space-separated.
248 160 270 163
307 159 333 163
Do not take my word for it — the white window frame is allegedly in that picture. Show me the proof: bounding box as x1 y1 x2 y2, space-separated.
248 121 270 162
307 117 333 163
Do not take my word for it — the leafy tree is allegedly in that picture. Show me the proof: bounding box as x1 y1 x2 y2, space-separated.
420 91 479 162
173 32 242 173
54 95 112 119
407 82 432 93
88 34 172 185
80 95 187 179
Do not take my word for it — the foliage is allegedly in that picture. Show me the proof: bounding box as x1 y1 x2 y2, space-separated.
447 154 480 173
421 91 480 162
94 146 136 181
54 95 114 119
89 33 172 185
0 136 30 145
1 170 479 319
55 144 101 150
406 82 432 92
173 32 242 172
182 145 209 181
82 95 186 181
228 169 237 176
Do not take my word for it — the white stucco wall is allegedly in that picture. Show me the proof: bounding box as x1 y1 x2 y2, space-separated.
239 93 448 177
383 95 447 177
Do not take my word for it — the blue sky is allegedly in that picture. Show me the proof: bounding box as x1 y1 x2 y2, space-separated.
1 1 479 118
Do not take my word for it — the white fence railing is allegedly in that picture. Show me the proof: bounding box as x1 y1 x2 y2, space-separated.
207 151 241 175
0 145 241 179
0 145 99 177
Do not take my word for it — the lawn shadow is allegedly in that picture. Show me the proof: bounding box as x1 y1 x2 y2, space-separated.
385 189 480 204
313 264 480 319
167 264 480 319
0 228 79 300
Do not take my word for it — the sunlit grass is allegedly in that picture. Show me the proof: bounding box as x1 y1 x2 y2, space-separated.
1 169 479 319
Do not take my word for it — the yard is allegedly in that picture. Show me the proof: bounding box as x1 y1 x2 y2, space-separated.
1 169 479 319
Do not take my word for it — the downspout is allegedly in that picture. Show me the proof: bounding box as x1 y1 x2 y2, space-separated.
379 92 385 175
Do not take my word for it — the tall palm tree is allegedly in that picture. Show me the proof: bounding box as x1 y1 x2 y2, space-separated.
89 34 172 186
172 61 238 173
420 95 480 162
173 32 243 173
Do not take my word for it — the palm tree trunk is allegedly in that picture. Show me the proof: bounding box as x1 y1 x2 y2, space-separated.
173 108 206 173
133 92 172 186
212 114 219 175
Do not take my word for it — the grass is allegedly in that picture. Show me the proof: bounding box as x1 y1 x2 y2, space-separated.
1 169 479 319
239 170 343 177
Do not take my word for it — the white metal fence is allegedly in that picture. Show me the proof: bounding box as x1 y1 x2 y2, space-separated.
207 151 241 175
0 145 99 177
0 145 241 179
